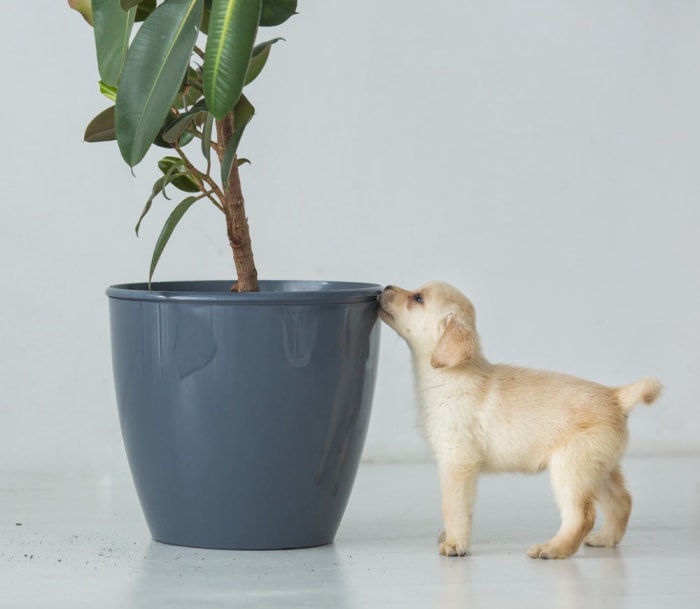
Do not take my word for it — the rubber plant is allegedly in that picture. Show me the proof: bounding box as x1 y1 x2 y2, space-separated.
69 0 298 291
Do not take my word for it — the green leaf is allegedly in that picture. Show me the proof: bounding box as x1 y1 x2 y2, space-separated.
68 0 94 25
186 66 205 100
158 156 185 175
92 0 136 86
170 171 201 193
159 163 182 200
115 0 204 167
149 196 199 286
204 0 262 119
152 111 193 148
162 98 208 141
161 112 206 144
173 67 204 109
84 106 116 142
201 112 215 161
119 0 157 20
200 4 211 33
135 162 201 236
260 0 296 27
157 156 201 192
135 0 157 21
99 80 118 102
136 177 168 236
245 38 282 85
221 94 255 185
136 162 190 236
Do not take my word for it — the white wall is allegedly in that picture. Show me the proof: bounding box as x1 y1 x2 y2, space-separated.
1 1 698 475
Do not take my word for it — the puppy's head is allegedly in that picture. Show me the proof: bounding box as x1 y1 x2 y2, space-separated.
378 282 479 368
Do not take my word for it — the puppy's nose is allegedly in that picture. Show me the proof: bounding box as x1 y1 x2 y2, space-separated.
380 286 396 304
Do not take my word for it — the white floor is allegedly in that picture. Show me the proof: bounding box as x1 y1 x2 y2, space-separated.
1 456 699 608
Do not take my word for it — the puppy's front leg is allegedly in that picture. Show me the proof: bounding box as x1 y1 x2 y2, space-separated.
437 461 480 557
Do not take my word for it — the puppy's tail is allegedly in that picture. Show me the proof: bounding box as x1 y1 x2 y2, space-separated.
615 377 663 414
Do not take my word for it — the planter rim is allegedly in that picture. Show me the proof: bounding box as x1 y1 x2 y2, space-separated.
106 279 382 305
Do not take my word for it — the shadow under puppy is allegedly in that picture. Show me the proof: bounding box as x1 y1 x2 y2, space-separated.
378 281 661 559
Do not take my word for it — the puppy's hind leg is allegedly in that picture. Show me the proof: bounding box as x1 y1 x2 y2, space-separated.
585 466 632 548
528 450 598 559
437 461 480 557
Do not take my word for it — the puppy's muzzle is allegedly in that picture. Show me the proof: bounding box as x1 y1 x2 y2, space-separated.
380 286 397 305
382 285 398 296
378 286 397 322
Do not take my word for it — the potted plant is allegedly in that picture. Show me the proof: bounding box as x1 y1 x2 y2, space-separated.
69 0 381 550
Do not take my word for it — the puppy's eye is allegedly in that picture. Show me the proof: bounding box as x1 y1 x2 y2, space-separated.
413 293 424 304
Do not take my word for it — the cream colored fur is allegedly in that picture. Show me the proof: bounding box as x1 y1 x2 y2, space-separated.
378 281 661 559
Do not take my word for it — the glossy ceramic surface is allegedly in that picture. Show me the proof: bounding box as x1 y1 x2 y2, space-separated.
107 281 381 549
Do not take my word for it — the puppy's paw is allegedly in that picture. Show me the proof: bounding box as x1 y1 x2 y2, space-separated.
527 543 571 560
438 531 470 557
584 531 618 548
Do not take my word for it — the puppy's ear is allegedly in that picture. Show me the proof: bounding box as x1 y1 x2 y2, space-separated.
431 315 473 369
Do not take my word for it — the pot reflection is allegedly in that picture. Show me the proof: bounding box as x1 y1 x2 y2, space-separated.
281 307 318 368
124 541 355 609
173 307 218 378
316 305 379 495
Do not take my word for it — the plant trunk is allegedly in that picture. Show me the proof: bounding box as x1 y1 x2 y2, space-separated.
216 113 259 292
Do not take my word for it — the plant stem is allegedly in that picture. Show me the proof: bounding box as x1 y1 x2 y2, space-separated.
215 113 259 292
174 143 224 211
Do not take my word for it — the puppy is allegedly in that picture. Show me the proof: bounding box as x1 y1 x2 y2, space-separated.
378 281 661 559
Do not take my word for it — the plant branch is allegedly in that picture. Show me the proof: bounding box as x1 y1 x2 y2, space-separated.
174 142 224 211
215 112 259 292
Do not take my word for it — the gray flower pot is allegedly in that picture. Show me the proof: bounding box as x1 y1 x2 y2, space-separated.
106 280 381 549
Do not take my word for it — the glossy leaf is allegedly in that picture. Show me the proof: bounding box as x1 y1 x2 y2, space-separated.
245 38 282 85
84 106 116 142
157 156 201 192
161 112 206 144
136 164 199 236
149 196 200 286
161 99 208 144
201 4 211 34
170 172 201 192
153 111 197 149
99 81 118 102
174 67 205 109
260 0 296 27
120 0 141 9
68 0 94 25
204 0 261 119
135 0 158 21
201 112 215 161
135 176 169 236
93 0 135 86
115 0 204 167
221 94 255 185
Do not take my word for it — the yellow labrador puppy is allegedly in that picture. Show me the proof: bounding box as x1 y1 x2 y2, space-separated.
378 281 661 559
